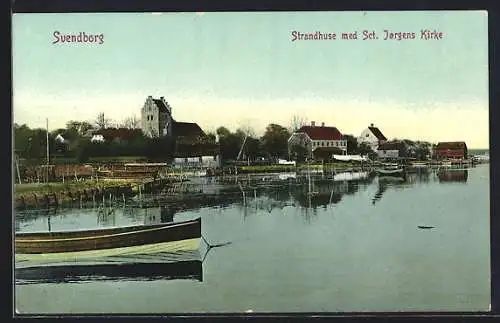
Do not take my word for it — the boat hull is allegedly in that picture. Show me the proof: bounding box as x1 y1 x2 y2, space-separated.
15 218 201 255
16 238 200 263
375 169 405 176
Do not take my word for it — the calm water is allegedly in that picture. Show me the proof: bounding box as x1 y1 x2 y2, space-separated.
14 165 490 314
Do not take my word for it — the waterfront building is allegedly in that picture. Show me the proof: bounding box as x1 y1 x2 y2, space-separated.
288 121 348 160
358 123 387 152
432 141 468 159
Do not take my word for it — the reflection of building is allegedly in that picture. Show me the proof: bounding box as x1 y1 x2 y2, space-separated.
438 169 468 183
288 121 347 159
358 123 387 152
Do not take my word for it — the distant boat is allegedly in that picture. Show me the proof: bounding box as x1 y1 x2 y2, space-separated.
417 225 435 230
473 153 489 163
410 161 428 168
15 218 201 263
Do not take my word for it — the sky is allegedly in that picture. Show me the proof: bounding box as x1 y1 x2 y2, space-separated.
12 11 489 148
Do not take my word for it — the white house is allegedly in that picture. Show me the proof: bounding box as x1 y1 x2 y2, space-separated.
54 134 66 143
358 123 387 151
288 121 347 159
91 134 105 143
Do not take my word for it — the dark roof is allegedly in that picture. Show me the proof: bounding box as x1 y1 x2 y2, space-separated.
296 125 342 140
152 99 170 113
368 126 387 141
173 121 205 137
93 128 142 141
313 147 344 154
435 142 467 150
174 143 219 157
378 141 406 151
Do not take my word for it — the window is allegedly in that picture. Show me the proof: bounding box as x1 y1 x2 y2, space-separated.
366 134 369 137
322 142 325 146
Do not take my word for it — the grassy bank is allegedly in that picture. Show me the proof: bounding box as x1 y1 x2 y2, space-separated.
14 179 137 196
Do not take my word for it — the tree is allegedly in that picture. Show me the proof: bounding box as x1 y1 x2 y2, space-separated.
121 115 140 129
260 123 291 160
414 141 432 160
66 120 94 137
95 112 111 129
289 144 308 162
289 115 308 132
205 131 217 142
358 142 377 160
237 123 256 138
342 134 359 154
216 126 231 139
244 137 262 160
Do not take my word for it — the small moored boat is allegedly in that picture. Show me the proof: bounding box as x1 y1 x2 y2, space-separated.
375 167 405 177
15 218 201 263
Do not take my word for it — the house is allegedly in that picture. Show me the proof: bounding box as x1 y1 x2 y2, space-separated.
54 133 70 152
358 123 387 151
432 141 468 160
91 128 142 143
377 141 410 160
288 121 347 160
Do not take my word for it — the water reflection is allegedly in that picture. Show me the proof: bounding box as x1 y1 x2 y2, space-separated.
437 169 468 183
14 169 473 232
15 250 203 285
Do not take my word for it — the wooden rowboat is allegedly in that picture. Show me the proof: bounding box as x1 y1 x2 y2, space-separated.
375 167 405 176
15 218 201 262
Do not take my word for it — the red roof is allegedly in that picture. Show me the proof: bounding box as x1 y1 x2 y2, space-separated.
435 142 467 150
296 126 342 140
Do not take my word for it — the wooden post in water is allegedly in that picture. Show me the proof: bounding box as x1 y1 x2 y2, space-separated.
46 118 49 183
15 154 22 184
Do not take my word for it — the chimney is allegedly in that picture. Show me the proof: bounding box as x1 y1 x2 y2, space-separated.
311 121 316 127
160 96 165 101
321 122 325 127
370 123 374 127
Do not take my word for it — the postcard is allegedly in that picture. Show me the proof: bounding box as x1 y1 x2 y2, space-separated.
12 11 490 314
